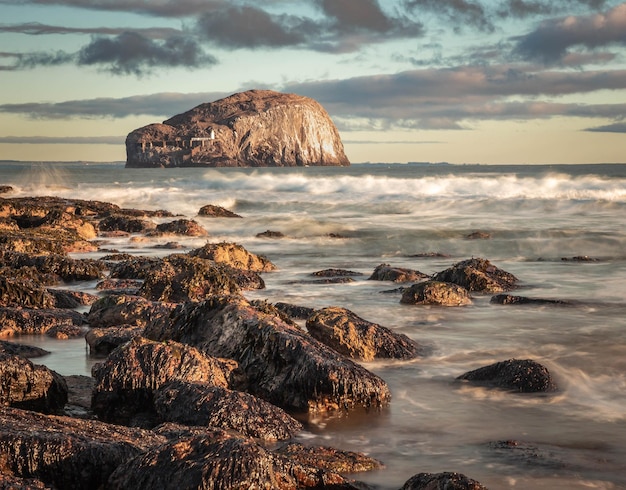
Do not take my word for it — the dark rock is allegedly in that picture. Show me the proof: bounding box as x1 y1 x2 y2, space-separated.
457 359 557 393
197 204 242 218
47 288 98 308
152 241 185 250
0 353 67 413
297 277 356 285
433 258 518 293
144 295 391 412
125 89 350 168
0 277 56 309
0 406 166 489
98 215 156 234
401 471 488 489
0 252 106 282
368 263 429 283
91 337 236 425
408 252 452 258
490 294 574 306
0 186 13 194
138 255 245 302
63 375 95 414
306 306 422 361
256 229 285 238
45 323 86 339
249 299 301 328
85 326 144 356
188 241 276 271
400 280 472 306
107 428 361 489
274 302 315 320
87 294 176 329
275 442 383 473
108 256 161 279
311 268 363 277
154 380 302 441
0 307 86 337
466 231 491 240
0 340 49 358
0 474 52 489
95 278 143 295
149 218 208 237
561 255 600 262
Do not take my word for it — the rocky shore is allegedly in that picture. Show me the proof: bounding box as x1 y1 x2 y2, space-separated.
0 193 565 489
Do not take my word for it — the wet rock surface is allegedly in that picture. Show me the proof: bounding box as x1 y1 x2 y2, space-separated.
197 204 242 218
275 442 384 473
85 325 144 355
400 280 472 306
0 353 68 413
306 306 422 361
188 241 276 271
433 258 518 293
490 294 574 306
154 380 302 440
369 263 429 283
144 295 391 412
0 307 86 337
401 471 489 489
457 359 557 393
0 340 49 358
87 294 175 329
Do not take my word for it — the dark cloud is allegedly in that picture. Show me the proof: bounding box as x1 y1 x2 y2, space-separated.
317 0 394 33
404 0 492 31
15 50 75 68
0 91 232 119
76 32 217 75
585 121 626 132
0 0 223 17
0 135 124 144
514 3 626 63
0 22 182 39
195 6 307 48
498 0 555 18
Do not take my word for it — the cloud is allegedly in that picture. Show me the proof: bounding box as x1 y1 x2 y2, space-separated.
514 3 626 63
404 0 492 31
317 0 396 33
0 91 233 119
0 135 124 144
585 122 626 132
0 22 182 39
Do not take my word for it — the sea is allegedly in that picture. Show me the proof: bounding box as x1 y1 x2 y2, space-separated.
1 160 626 489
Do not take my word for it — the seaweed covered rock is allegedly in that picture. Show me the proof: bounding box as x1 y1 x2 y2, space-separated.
306 306 422 361
275 442 383 473
400 280 472 306
87 294 176 329
0 406 166 489
401 471 489 490
0 277 56 309
0 353 68 413
91 337 236 425
107 428 361 490
85 326 144 356
149 219 207 237
490 294 574 306
0 307 86 337
0 340 49 358
144 295 391 412
98 215 156 234
197 204 242 218
274 302 315 320
154 380 302 441
108 256 162 280
138 255 251 302
188 242 276 272
368 263 429 283
457 359 557 393
433 258 518 293
0 251 106 282
47 289 98 308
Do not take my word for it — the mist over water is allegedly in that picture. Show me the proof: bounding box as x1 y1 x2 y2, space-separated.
2 161 626 489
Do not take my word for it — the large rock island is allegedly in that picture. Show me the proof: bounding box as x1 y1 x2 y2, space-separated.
125 90 350 168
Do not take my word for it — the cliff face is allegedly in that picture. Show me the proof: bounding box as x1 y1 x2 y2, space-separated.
125 90 350 168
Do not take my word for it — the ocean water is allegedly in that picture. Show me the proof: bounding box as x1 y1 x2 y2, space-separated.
2 161 626 489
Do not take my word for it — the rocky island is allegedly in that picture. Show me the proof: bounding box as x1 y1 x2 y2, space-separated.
125 90 350 168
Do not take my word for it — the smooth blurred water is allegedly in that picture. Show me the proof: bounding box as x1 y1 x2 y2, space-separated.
2 161 626 489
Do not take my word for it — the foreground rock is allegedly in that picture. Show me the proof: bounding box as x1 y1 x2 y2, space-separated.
125 89 350 168
87 295 176 329
400 280 472 306
433 258 518 293
85 326 144 356
0 340 49 358
0 406 165 489
154 380 302 441
108 426 363 490
457 359 557 393
188 241 276 272
91 337 236 425
0 307 85 337
144 295 391 412
276 442 383 473
368 263 429 283
401 471 488 489
306 306 422 361
0 353 67 413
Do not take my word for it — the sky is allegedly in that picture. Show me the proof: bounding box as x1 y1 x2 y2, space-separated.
0 0 625 165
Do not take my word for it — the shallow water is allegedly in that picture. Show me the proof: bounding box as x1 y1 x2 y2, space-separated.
2 161 626 489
